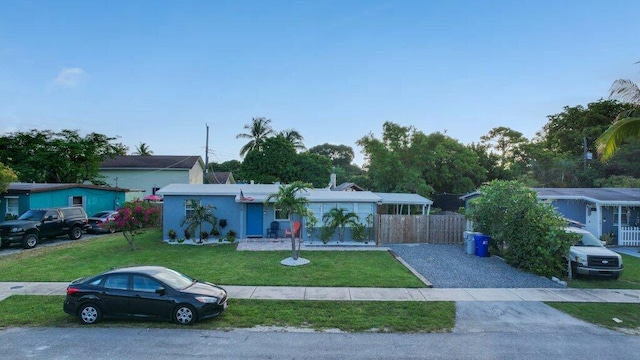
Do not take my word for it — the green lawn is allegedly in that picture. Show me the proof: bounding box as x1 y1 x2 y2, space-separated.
547 302 640 333
0 295 455 333
0 229 425 288
568 253 640 290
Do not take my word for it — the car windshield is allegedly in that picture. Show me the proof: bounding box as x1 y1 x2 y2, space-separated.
91 211 112 218
151 268 195 290
574 232 603 247
18 210 45 221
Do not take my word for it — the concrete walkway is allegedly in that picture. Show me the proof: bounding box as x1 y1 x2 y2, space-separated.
2 281 640 303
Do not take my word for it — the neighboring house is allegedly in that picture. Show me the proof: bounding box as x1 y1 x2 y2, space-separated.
99 155 204 201
461 188 640 246
205 172 236 184
1 182 128 221
157 183 432 242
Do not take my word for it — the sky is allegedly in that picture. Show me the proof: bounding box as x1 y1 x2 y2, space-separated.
1 0 640 167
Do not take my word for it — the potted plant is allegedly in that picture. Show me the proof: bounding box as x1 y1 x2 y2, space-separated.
168 229 177 242
226 230 236 243
184 229 191 241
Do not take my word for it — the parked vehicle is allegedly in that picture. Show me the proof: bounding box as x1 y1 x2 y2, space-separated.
87 211 118 234
63 266 228 325
567 227 623 279
0 207 89 249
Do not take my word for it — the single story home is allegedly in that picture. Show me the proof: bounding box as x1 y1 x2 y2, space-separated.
99 155 204 201
1 182 129 221
462 188 640 246
157 183 432 243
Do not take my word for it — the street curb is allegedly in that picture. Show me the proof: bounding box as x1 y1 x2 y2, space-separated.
387 250 434 288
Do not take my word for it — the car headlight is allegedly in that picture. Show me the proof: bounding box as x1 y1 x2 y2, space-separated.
574 255 587 266
195 296 219 304
10 227 23 233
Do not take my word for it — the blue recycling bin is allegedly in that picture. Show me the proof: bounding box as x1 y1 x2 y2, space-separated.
474 234 490 257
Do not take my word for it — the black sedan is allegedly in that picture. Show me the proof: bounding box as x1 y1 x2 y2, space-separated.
63 266 227 325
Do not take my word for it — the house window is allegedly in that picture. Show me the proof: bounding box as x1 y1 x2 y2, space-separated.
5 197 19 217
185 200 200 217
275 208 289 220
614 207 630 226
69 196 84 208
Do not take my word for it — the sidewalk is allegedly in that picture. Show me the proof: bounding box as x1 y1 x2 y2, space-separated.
1 281 639 303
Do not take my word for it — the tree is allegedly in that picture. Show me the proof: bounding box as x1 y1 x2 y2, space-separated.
0 162 18 193
236 117 275 157
0 129 127 183
278 129 306 151
112 200 161 250
308 143 355 167
467 181 574 278
264 181 311 263
289 152 332 188
180 201 217 243
241 136 296 184
322 207 360 243
132 142 153 155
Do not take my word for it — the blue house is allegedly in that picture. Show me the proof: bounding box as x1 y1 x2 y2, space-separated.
1 182 129 221
157 183 432 243
462 188 640 246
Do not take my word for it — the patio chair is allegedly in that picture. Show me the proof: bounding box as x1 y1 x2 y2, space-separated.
267 221 280 238
284 220 301 238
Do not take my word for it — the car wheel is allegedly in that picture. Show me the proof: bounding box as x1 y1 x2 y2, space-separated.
69 226 83 240
0 241 9 249
173 304 196 325
79 303 101 325
22 234 38 249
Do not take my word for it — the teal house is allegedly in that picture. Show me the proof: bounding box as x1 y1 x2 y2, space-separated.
1 183 129 221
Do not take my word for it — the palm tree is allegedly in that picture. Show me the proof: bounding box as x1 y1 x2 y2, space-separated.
236 117 275 157
132 142 153 156
264 181 311 262
278 129 306 151
322 207 360 242
597 77 640 161
180 200 217 243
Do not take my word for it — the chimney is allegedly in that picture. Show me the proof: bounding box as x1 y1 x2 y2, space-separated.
330 173 337 189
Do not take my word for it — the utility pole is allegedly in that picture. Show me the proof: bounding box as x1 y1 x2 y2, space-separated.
205 124 210 183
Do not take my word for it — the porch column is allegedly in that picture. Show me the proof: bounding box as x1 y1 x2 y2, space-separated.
596 205 602 238
617 205 623 243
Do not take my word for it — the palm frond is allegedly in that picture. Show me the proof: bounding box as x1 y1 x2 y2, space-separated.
596 116 640 161
609 79 640 105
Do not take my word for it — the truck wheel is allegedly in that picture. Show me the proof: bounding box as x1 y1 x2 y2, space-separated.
69 226 83 240
0 241 9 249
22 234 38 249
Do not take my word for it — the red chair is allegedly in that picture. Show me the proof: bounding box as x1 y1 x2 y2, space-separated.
284 221 301 238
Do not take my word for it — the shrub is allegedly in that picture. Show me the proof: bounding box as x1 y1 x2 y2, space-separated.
184 229 191 240
226 230 236 242
200 230 209 241
467 180 573 278
320 225 335 244
167 229 177 240
351 222 367 242
112 200 161 250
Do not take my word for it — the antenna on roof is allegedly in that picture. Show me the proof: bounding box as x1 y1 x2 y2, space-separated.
205 123 209 182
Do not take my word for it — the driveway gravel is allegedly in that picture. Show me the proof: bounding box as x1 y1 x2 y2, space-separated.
388 243 564 288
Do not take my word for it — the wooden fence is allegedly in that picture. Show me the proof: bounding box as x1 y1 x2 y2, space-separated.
376 214 466 245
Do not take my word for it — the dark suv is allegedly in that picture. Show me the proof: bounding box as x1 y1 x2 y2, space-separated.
0 207 90 249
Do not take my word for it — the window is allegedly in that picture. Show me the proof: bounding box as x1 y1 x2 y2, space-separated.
185 199 199 217
614 207 630 226
133 276 162 292
5 197 18 217
275 208 289 220
69 196 84 208
103 275 129 290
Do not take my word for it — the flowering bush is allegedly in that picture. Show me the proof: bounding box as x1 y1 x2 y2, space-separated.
112 200 161 250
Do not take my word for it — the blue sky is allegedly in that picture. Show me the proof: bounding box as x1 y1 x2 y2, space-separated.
1 0 639 166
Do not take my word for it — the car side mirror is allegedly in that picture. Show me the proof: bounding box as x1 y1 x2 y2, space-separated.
155 287 166 295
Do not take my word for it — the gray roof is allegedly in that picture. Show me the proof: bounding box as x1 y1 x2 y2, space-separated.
332 182 365 191
534 188 640 205
374 192 433 206
7 182 129 193
205 172 235 184
101 155 203 170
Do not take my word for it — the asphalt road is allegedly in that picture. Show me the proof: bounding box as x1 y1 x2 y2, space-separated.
1 302 638 359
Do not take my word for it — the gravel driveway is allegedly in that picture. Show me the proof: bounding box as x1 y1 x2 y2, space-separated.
388 243 564 288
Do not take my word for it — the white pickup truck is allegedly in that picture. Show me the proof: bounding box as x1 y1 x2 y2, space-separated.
567 227 623 280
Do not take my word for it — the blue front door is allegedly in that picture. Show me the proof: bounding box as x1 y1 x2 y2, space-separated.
246 203 264 238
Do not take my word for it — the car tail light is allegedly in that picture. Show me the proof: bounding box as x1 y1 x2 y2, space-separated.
67 287 79 296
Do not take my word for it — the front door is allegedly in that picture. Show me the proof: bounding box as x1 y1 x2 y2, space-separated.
246 203 264 238
585 206 599 237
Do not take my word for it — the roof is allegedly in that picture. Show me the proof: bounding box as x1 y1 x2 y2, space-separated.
374 192 433 206
100 155 203 170
6 182 129 193
205 172 235 184
534 188 640 206
332 182 365 191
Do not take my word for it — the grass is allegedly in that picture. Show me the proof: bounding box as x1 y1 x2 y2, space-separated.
568 254 640 290
0 229 425 288
547 302 640 333
0 295 455 333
